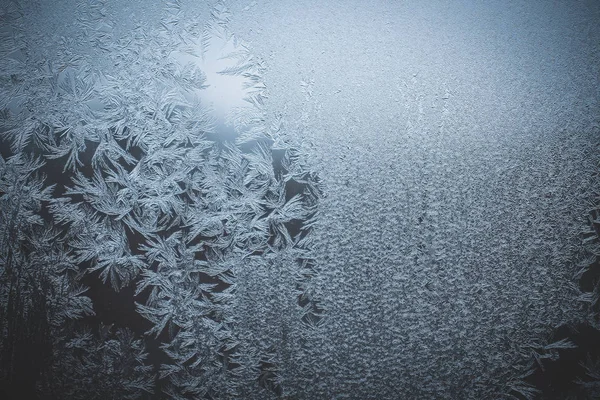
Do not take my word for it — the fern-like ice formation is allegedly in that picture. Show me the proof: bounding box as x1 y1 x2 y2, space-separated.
0 0 322 398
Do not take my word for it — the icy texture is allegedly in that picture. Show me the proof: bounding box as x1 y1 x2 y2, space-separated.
1 0 600 399
1 1 321 398
227 0 600 398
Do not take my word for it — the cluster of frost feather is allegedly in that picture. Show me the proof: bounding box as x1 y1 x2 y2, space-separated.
0 1 322 398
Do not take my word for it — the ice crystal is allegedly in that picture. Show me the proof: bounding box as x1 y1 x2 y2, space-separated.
0 1 321 398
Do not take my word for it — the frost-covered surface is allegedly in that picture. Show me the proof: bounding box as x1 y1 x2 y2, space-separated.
225 0 600 398
1 1 321 398
1 0 600 399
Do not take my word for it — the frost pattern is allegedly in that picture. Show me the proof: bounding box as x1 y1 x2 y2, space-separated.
4 0 597 399
0 1 321 398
